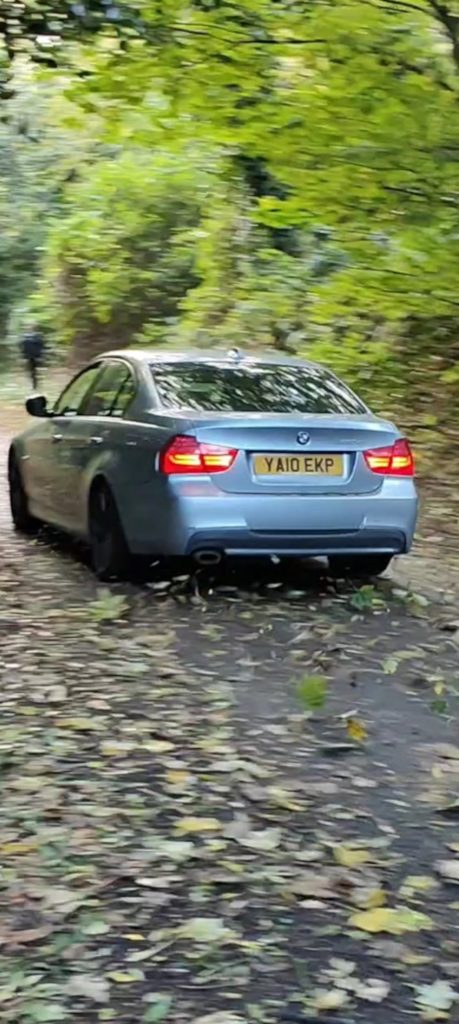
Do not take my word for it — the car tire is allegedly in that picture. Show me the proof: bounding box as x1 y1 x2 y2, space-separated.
89 481 130 581
8 451 40 535
328 554 393 579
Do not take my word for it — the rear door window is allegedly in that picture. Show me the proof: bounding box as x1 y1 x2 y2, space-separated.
150 362 366 415
111 372 137 418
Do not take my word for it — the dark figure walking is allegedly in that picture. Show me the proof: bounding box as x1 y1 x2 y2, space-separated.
22 326 44 389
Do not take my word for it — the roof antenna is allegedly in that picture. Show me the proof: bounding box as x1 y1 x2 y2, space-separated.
227 347 242 361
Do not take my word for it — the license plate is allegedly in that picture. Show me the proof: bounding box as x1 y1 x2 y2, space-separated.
253 453 343 476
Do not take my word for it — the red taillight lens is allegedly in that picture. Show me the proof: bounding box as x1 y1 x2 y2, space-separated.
364 439 414 477
160 435 238 475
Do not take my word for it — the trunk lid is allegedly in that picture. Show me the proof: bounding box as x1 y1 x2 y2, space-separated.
188 412 399 496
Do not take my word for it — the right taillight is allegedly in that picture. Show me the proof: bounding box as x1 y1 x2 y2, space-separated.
364 438 414 477
160 435 238 475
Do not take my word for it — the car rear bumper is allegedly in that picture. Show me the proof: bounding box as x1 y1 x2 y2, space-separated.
183 526 407 557
126 479 419 558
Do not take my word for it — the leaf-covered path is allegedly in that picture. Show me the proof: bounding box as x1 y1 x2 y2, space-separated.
1 434 459 1024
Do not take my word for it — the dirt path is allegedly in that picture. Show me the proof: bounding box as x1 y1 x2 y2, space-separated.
1 428 459 1024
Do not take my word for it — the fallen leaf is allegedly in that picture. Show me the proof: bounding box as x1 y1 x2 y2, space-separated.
352 886 386 909
238 827 281 852
355 978 390 1003
143 740 176 754
135 876 178 889
349 906 433 934
127 948 157 963
100 741 134 757
290 871 337 900
346 718 368 743
327 957 356 976
108 970 144 983
152 840 195 861
87 590 129 622
333 845 370 868
371 939 409 960
314 988 349 1010
175 817 222 834
241 783 267 803
267 785 303 811
81 920 111 935
67 974 110 1003
400 875 438 895
10 775 52 792
56 717 102 732
165 770 192 786
46 684 68 703
0 924 53 947
192 1016 247 1024
415 980 458 1012
41 886 83 916
179 917 236 943
435 860 459 882
0 839 38 855
20 1004 68 1022
142 997 173 1022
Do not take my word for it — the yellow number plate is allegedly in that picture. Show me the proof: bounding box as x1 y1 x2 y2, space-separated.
253 453 343 476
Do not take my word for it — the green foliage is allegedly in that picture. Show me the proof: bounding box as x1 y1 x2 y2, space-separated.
87 589 129 622
3 0 459 410
296 675 328 712
350 586 386 613
37 147 224 355
0 61 103 360
142 998 173 1023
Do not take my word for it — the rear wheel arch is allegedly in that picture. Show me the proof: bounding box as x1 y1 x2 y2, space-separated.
88 472 128 524
87 476 130 580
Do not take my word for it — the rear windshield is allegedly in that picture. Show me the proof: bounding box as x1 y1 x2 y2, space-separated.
150 362 366 415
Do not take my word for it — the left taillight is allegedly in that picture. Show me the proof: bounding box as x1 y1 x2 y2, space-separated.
364 438 414 477
160 435 238 475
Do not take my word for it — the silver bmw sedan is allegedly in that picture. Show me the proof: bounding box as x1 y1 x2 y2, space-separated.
8 349 418 580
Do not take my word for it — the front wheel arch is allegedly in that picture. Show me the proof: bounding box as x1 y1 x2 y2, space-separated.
88 473 109 510
8 444 20 474
8 447 39 534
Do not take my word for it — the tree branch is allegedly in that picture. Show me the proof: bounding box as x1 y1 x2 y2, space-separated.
171 26 325 46
383 184 459 204
350 0 438 17
426 0 459 71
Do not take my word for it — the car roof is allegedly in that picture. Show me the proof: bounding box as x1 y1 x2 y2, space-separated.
102 348 321 370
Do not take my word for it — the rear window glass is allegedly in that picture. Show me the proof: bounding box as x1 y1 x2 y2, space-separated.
150 362 366 415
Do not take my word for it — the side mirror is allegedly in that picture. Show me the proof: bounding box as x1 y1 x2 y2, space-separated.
26 395 50 418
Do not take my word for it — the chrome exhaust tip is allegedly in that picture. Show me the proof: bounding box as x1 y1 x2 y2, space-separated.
193 550 222 567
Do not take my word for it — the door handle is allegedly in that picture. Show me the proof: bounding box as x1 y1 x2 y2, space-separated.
52 433 63 443
89 436 103 446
